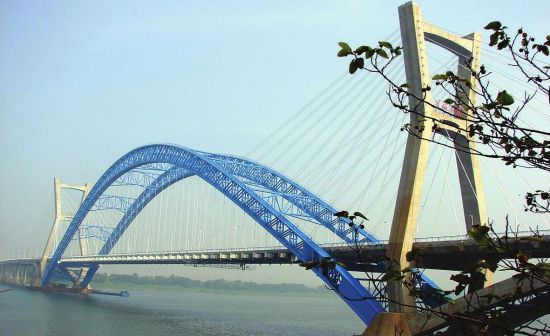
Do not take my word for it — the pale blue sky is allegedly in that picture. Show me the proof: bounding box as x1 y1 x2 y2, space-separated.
1 1 548 285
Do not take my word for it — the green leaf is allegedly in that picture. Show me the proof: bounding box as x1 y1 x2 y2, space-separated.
432 74 447 81
354 45 370 55
338 42 352 53
405 250 417 262
355 57 364 69
337 42 353 57
481 258 499 272
337 49 352 57
378 41 393 49
353 211 368 220
489 32 499 46
363 48 375 59
468 126 476 138
444 98 455 104
299 261 319 270
480 65 487 74
349 59 359 74
484 102 498 110
496 91 514 106
376 49 389 59
468 225 493 247
497 39 509 50
450 273 470 284
333 210 349 218
484 21 502 30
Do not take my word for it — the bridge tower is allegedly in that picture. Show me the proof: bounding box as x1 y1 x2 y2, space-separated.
386 1 489 314
36 178 91 286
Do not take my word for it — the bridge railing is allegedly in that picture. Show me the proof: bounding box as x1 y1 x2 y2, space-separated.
318 229 550 249
56 229 549 261
3 230 547 263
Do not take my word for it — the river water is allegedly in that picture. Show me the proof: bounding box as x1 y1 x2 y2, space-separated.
0 286 364 336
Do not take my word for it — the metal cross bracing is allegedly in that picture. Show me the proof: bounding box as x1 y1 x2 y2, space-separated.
91 195 136 213
40 144 418 325
75 225 114 242
110 169 159 188
5 4 544 330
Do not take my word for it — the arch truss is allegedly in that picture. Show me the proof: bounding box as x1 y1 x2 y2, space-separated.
41 144 439 325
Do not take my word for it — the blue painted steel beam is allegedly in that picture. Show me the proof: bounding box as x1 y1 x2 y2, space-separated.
75 225 114 242
42 144 384 325
207 153 442 307
80 166 193 287
203 153 379 243
91 195 136 212
110 169 160 188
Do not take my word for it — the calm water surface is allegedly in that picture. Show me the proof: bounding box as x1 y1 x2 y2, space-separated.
0 286 365 336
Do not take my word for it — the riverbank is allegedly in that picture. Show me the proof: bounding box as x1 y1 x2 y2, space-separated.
91 273 331 297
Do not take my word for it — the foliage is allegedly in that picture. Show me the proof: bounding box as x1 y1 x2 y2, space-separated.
333 20 550 334
331 210 549 335
337 22 549 213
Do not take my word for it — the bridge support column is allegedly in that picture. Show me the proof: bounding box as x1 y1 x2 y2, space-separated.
16 267 21 285
363 312 414 336
387 1 435 312
38 178 91 287
387 1 490 312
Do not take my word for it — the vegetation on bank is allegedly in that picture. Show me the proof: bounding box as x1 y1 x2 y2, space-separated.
92 273 327 294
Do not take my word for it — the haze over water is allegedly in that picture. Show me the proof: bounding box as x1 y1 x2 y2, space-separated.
0 286 364 336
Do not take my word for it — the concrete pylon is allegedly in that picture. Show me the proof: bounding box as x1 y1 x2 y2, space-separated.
386 1 489 313
37 178 91 287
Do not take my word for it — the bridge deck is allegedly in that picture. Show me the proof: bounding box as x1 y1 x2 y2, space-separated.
14 234 543 272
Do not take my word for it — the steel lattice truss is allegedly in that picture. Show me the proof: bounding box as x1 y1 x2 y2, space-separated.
41 144 440 325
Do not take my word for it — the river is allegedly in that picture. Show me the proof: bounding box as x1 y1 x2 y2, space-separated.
0 285 364 336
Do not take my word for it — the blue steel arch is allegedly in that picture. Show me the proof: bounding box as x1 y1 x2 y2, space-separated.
200 152 379 243
80 152 381 287
80 166 193 287
41 144 384 325
207 152 442 307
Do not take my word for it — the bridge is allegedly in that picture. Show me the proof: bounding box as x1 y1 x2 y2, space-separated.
3 231 549 273
1 2 549 335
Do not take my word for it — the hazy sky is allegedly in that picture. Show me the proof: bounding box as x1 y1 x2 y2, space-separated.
1 1 549 286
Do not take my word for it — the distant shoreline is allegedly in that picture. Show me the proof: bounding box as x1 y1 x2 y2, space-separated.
90 273 330 296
